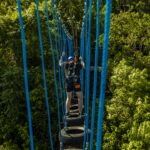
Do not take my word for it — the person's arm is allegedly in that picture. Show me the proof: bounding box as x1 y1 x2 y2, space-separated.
79 56 85 69
59 56 64 66
59 51 66 67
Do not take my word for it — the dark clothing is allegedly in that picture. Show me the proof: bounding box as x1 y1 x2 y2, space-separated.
66 81 81 92
65 61 82 92
65 61 82 79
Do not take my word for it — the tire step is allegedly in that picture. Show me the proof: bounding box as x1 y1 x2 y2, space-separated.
59 126 90 145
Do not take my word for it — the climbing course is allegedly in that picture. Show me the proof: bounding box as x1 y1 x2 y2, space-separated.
17 0 112 149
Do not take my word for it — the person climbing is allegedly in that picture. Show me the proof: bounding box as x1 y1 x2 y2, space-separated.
59 50 85 116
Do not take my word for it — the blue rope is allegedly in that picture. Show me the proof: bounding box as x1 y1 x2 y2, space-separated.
56 24 64 118
96 0 112 150
82 0 88 148
44 0 62 143
51 1 69 128
85 0 88 45
35 0 54 149
51 1 59 62
80 0 88 97
80 24 85 93
51 5 66 107
58 25 65 117
17 1 34 149
70 39 74 56
83 0 93 148
61 29 67 108
67 38 73 56
90 0 101 149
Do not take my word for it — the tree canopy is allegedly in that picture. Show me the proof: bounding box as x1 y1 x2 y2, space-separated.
0 0 149 149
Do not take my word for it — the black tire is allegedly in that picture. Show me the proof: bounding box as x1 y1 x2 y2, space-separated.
71 98 78 105
66 113 84 126
69 104 84 114
60 126 90 145
70 104 79 113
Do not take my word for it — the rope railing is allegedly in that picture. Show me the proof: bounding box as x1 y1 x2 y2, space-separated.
17 0 34 149
89 0 101 149
96 0 112 150
18 0 112 149
35 0 54 149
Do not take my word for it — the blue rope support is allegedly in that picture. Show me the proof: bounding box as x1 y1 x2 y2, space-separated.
90 0 101 149
17 0 34 149
52 7 68 110
67 38 73 56
83 0 93 149
35 0 54 149
56 22 65 118
58 25 65 117
82 0 88 148
80 24 85 93
44 0 62 144
96 0 112 150
51 1 59 62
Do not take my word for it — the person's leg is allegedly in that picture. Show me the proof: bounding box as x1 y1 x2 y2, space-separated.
65 80 74 115
66 92 72 114
76 91 83 114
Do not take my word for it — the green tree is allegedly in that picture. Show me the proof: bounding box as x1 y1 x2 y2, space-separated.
103 59 150 150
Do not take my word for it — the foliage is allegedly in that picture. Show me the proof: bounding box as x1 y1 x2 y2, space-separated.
0 0 149 149
103 60 150 150
101 10 150 150
0 0 58 149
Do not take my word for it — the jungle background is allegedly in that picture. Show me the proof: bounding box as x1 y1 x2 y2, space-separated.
0 0 150 149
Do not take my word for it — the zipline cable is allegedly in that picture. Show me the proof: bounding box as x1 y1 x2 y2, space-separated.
17 0 34 149
96 0 112 150
35 0 54 149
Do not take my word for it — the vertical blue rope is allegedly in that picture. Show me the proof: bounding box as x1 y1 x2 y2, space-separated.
96 0 112 150
82 0 88 148
51 0 59 62
57 24 65 118
53 0 74 134
70 39 73 56
44 0 62 144
67 38 71 56
61 29 67 109
83 0 93 149
80 0 87 95
80 23 85 93
35 0 54 149
90 0 101 149
58 24 65 117
85 0 88 46
17 1 34 149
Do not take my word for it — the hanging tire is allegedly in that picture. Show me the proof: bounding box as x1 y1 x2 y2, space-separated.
66 113 84 126
60 126 90 145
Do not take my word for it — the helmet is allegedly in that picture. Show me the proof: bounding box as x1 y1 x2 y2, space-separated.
68 56 74 61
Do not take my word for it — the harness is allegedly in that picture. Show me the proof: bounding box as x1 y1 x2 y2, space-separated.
65 61 81 84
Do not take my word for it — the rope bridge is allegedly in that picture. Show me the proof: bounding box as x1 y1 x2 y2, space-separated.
17 0 112 149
